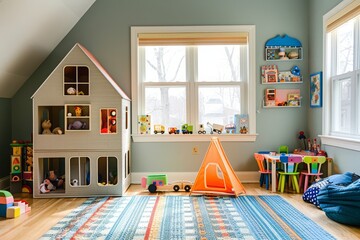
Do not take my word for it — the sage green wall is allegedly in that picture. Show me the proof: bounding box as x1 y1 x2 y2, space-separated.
11 0 310 174
308 0 360 174
0 98 11 178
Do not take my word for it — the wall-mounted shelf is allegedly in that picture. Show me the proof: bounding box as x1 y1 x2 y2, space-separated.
263 89 301 108
261 65 302 84
265 35 302 61
65 104 90 131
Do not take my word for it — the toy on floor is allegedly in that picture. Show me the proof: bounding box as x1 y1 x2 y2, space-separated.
190 137 246 197
0 190 31 218
141 174 192 193
40 179 56 193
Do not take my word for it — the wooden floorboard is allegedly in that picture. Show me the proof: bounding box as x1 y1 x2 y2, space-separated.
0 183 359 240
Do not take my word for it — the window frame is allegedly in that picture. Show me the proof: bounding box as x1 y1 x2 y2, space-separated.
321 0 360 151
131 26 257 142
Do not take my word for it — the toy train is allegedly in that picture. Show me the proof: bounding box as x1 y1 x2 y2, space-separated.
141 174 192 193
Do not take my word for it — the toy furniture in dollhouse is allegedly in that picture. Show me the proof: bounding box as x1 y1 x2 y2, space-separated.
32 43 131 198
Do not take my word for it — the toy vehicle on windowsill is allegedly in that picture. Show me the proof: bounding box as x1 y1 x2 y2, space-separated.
154 124 165 134
141 174 192 193
207 122 224 134
181 124 193 134
168 127 180 134
198 123 206 134
225 124 236 134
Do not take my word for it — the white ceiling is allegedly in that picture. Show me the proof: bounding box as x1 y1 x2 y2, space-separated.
0 0 95 98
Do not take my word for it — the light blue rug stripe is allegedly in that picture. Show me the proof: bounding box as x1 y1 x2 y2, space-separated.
105 196 151 239
232 196 292 240
160 196 185 239
259 196 336 240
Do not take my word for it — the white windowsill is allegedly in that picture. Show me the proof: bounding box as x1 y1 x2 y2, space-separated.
319 135 360 152
132 134 258 142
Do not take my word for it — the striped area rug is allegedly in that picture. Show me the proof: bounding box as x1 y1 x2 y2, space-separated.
41 195 334 240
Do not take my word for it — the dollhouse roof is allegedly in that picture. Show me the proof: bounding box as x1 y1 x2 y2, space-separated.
31 43 130 100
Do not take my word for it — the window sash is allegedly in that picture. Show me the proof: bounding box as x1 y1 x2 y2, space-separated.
139 45 246 128
328 14 360 139
131 25 256 139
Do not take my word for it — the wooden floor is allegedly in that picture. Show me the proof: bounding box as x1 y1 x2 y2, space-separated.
1 183 359 240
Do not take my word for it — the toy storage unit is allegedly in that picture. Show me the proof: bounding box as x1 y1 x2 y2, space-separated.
32 43 131 198
9 143 33 194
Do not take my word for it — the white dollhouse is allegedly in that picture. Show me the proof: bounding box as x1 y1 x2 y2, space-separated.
31 43 131 198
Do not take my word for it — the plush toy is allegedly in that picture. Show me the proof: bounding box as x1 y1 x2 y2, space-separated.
48 170 64 188
71 179 78 186
52 127 63 134
39 179 55 193
42 120 52 134
68 120 87 130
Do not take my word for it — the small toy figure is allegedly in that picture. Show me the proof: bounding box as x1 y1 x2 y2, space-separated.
74 106 82 116
298 131 306 150
71 179 78 186
48 170 64 188
66 87 76 95
39 179 55 193
42 120 52 134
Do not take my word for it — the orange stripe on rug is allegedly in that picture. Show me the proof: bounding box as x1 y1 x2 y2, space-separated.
71 197 112 239
144 196 160 240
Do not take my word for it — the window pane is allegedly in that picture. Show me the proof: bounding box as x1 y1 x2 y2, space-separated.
333 78 351 133
143 46 186 82
145 87 186 128
198 86 241 126
198 45 241 82
336 19 354 75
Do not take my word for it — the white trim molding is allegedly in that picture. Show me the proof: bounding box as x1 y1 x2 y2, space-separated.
131 171 259 184
320 135 360 152
132 134 258 142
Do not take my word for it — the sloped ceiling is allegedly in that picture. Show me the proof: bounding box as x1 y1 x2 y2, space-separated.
0 0 95 98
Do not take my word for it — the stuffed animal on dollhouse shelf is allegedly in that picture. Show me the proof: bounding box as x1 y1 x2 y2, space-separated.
39 179 56 193
52 127 63 134
42 120 52 134
68 120 87 130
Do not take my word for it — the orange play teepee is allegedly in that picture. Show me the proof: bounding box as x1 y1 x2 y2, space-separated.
190 137 246 197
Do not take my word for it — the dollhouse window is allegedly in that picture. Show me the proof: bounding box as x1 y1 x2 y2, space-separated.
64 66 89 96
98 156 117 186
70 157 90 186
131 26 256 141
100 109 117 134
322 3 360 150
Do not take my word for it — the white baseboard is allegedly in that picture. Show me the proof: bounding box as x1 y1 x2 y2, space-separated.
0 176 10 190
131 171 259 184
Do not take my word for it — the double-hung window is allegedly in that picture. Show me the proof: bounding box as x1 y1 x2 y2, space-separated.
131 26 256 142
322 2 360 150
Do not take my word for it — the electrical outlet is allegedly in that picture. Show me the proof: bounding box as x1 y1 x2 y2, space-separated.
192 146 199 155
